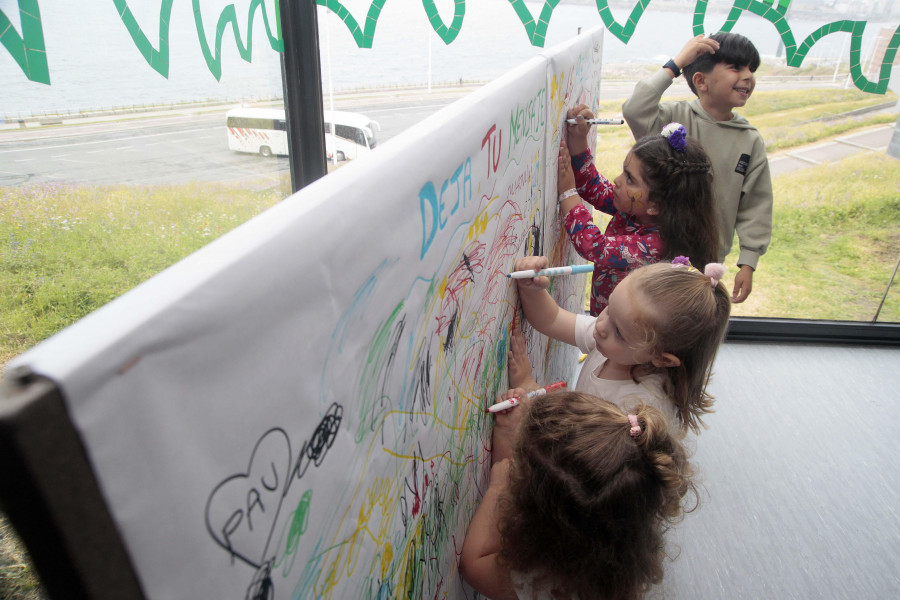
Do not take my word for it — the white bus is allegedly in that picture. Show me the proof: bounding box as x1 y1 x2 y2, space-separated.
225 107 380 161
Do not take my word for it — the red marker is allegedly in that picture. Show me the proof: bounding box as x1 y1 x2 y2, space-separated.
485 381 567 413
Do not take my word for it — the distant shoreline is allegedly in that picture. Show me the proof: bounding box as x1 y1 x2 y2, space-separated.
565 0 899 22
0 68 862 130
0 65 849 125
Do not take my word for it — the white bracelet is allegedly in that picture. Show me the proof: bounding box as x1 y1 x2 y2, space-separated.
558 188 579 203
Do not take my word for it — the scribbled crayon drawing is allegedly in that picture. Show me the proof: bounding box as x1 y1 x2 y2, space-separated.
194 36 602 597
3 27 588 600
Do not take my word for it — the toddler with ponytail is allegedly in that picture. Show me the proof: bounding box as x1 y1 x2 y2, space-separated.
559 104 720 316
509 257 731 435
460 391 697 600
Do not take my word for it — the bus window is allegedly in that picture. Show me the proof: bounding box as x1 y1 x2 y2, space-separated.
331 124 365 147
226 108 290 157
227 108 376 160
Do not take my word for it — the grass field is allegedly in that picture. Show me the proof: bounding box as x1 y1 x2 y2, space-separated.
0 181 285 366
730 154 900 321
0 86 898 598
2 88 896 368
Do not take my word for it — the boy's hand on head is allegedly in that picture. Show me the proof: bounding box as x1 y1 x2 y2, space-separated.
565 104 594 155
557 142 577 195
673 34 720 72
514 256 551 292
732 265 754 303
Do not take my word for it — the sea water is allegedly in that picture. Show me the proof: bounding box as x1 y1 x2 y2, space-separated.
0 0 891 117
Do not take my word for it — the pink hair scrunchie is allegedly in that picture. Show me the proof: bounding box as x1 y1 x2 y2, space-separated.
704 263 726 287
628 414 642 438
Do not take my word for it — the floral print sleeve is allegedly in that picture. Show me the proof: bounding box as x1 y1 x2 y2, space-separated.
571 149 615 215
564 205 664 269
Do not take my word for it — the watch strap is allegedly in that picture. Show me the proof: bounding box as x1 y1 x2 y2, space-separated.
663 58 681 78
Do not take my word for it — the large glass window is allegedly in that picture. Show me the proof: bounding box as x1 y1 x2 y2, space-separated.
1 0 898 595
2 0 897 361
1 1 293 366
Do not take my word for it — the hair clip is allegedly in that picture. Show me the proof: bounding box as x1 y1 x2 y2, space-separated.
660 122 687 153
704 263 726 287
628 414 642 438
671 256 691 268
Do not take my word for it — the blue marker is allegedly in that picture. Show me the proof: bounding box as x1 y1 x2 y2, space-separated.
566 117 624 125
507 264 593 279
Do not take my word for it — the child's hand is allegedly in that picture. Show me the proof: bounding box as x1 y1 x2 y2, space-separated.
732 264 754 303
513 256 550 292
557 142 577 195
493 387 530 432
490 387 530 464
673 34 720 73
565 104 594 155
507 329 540 391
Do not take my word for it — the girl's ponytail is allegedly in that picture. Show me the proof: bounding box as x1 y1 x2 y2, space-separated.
628 405 698 519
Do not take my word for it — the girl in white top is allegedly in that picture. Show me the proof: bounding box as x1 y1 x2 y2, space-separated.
460 391 697 599
509 256 731 435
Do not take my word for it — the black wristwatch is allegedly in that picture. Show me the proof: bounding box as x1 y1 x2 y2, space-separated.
663 58 681 78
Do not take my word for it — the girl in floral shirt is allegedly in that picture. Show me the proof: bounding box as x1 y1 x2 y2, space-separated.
559 107 719 315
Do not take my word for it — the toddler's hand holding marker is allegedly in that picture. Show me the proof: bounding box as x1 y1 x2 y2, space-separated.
507 264 593 279
486 381 566 413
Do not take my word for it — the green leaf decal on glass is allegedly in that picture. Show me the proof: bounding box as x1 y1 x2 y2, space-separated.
690 0 900 94
4 0 897 95
192 0 282 82
422 0 465 45
316 0 386 49
0 0 50 84
506 0 560 47
112 0 172 78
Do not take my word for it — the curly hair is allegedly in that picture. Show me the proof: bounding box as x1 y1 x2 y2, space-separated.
496 392 697 600
627 262 732 434
630 134 720 271
684 32 761 96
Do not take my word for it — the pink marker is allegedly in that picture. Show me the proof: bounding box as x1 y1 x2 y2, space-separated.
485 381 567 413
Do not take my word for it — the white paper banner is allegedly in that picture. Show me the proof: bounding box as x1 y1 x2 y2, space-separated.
11 27 605 600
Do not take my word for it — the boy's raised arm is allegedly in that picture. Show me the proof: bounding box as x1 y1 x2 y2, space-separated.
670 34 720 78
623 35 719 139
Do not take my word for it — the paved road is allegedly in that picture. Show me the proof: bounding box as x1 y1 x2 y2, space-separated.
769 125 896 177
0 91 469 186
1 82 896 186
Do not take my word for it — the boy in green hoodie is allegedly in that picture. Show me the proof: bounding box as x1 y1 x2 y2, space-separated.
622 32 772 303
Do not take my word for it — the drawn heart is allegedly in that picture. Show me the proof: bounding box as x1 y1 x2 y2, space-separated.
0 0 50 84
205 428 292 568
